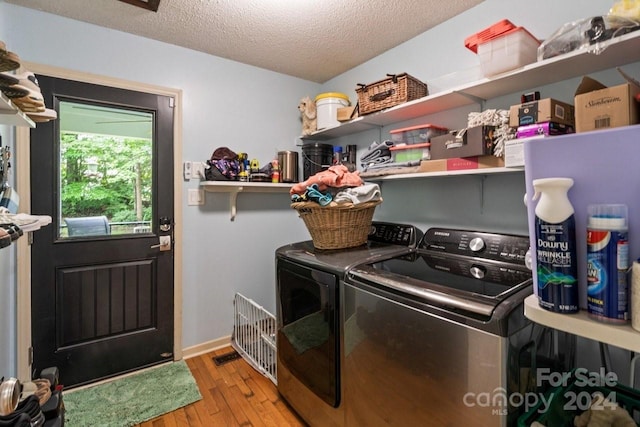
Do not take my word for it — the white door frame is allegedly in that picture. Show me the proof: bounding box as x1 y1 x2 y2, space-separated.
15 62 184 380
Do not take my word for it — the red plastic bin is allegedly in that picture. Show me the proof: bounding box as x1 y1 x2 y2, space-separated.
465 19 516 53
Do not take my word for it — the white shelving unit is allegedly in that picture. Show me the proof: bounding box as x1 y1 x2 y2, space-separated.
200 181 291 221
303 30 640 141
363 166 523 181
201 32 640 223
524 295 640 353
0 92 35 128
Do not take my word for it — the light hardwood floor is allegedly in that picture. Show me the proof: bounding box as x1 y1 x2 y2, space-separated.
137 347 307 426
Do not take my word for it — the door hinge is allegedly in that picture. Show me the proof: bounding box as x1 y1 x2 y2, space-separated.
169 98 175 108
28 346 33 365
28 232 34 245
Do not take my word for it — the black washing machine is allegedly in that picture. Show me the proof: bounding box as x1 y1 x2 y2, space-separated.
275 222 421 427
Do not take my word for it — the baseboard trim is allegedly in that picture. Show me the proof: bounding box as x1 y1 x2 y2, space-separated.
182 336 232 359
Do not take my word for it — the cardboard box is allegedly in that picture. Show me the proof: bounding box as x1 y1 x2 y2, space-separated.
574 76 640 133
418 155 504 172
504 139 524 168
418 159 448 172
509 98 575 128
430 126 495 159
337 106 358 122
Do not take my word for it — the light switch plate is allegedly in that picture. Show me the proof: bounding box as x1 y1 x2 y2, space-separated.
183 161 193 180
187 189 204 205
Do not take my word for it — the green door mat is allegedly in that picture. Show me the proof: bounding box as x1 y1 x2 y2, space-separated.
63 360 202 426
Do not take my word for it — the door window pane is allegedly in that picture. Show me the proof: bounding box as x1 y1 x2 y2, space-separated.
58 101 153 238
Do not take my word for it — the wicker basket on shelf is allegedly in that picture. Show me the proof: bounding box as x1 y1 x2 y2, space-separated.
356 73 428 115
291 199 382 250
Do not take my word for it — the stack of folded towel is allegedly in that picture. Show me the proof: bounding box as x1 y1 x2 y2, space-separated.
360 140 394 169
360 140 422 174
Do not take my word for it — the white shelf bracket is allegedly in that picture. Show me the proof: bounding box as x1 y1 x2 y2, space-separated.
454 90 486 109
229 187 243 221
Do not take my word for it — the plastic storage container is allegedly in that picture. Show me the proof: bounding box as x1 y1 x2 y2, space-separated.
517 369 640 427
389 123 448 145
389 143 431 162
477 27 540 77
465 19 517 53
315 92 350 130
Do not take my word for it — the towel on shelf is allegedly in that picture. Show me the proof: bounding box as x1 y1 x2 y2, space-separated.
364 159 422 170
360 140 394 169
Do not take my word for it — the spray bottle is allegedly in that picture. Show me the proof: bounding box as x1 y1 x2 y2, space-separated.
532 177 578 313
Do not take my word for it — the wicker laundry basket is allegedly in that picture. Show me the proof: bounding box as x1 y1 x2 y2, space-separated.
291 199 382 250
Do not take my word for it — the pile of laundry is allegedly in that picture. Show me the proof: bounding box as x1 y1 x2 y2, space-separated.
290 164 381 207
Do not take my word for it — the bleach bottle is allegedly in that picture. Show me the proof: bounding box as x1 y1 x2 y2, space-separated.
532 177 578 313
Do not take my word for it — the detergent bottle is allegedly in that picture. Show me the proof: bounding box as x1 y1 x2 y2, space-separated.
532 177 579 313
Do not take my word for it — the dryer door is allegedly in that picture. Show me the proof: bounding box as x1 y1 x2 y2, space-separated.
276 258 339 407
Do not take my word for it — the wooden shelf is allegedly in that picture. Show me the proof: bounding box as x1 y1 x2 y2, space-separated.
303 30 640 141
0 92 35 128
200 181 291 221
524 294 640 353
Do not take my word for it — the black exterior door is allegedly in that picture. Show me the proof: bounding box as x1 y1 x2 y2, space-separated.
30 75 175 388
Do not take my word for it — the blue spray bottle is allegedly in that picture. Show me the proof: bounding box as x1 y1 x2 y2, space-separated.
532 177 578 313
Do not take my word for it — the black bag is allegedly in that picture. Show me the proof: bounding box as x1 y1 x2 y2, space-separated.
205 147 240 180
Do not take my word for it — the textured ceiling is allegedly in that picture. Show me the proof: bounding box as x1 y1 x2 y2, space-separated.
6 0 484 83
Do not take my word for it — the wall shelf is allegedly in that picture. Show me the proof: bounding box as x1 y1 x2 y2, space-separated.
524 294 640 354
200 181 291 221
0 92 35 128
362 166 523 181
302 30 640 141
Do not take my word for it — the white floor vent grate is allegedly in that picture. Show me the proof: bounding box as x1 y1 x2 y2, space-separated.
231 292 277 385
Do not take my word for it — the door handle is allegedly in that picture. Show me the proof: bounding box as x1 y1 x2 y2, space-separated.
150 235 171 251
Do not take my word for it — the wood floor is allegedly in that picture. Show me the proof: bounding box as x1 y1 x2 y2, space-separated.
137 347 307 427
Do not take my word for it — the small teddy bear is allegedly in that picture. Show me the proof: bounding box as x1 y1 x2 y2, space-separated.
298 96 317 136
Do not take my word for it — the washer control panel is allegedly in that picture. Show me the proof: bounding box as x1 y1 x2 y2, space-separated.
419 228 530 266
368 222 423 248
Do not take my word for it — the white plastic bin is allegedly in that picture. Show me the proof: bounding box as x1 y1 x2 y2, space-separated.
315 92 350 130
477 27 540 77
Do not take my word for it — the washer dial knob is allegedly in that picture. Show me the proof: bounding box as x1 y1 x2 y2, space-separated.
469 237 485 252
470 265 486 279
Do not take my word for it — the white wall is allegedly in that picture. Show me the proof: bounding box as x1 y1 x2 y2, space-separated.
0 0 635 376
0 1 318 370
316 0 633 236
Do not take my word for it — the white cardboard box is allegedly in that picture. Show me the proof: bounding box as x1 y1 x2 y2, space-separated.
505 135 545 167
